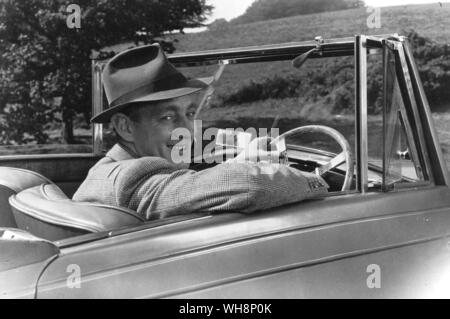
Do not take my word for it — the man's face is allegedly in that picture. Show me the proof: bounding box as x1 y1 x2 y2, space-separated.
129 92 202 167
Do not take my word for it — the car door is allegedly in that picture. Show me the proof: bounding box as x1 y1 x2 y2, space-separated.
32 185 450 298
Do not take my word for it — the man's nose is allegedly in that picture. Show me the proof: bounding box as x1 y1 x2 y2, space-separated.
177 116 194 135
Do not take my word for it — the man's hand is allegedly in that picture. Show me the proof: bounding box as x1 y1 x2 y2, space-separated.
227 136 286 164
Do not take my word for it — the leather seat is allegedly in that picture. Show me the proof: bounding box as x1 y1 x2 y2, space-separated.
9 183 145 241
0 167 53 227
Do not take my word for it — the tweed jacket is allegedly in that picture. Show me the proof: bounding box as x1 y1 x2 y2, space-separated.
73 144 329 220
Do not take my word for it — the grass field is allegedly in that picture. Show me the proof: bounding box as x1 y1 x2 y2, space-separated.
107 4 450 55
172 3 450 52
106 4 450 53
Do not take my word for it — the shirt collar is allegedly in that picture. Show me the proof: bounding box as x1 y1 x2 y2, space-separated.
106 143 139 162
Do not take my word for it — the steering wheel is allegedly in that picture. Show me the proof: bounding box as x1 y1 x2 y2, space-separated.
272 125 354 191
193 125 353 191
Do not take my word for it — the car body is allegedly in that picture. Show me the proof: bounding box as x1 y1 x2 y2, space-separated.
1 34 450 299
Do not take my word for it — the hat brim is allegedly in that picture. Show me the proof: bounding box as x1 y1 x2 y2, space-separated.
91 77 214 123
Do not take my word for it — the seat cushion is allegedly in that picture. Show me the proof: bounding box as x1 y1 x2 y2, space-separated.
9 184 145 241
0 167 53 227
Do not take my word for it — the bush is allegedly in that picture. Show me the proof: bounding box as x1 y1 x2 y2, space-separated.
222 75 303 105
218 31 449 115
408 31 450 107
0 103 51 145
219 58 357 114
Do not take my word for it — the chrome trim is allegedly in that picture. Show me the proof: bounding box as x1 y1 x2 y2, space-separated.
92 61 104 155
402 38 450 186
167 34 398 66
56 213 211 248
287 144 337 158
169 38 355 65
382 40 389 191
395 41 434 183
382 39 434 190
0 153 100 161
392 180 432 190
355 35 368 193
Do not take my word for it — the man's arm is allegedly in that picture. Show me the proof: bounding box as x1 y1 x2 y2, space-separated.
114 157 328 220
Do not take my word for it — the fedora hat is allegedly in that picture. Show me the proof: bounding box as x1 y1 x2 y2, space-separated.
91 44 214 123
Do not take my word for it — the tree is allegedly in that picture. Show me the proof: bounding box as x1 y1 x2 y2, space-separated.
0 0 212 145
407 30 450 107
232 0 364 25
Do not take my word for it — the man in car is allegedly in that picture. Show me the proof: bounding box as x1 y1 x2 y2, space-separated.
73 44 328 220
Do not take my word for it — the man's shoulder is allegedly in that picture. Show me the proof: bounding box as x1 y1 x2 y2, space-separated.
95 153 167 169
117 156 176 175
92 155 176 182
73 148 179 204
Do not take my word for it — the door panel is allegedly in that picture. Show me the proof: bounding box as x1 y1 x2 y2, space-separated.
174 238 450 298
35 187 450 298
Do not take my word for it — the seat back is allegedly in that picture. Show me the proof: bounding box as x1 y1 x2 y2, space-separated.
9 184 145 241
0 167 53 227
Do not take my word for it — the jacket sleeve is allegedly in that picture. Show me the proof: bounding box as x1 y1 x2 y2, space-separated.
114 157 329 220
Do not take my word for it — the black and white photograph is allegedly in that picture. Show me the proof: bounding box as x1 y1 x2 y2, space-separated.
1 0 450 301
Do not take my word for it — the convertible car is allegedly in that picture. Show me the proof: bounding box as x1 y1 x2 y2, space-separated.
1 34 450 298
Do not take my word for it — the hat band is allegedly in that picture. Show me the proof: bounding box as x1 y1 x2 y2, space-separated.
109 73 188 108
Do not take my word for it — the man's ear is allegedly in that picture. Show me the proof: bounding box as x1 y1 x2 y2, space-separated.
111 113 134 142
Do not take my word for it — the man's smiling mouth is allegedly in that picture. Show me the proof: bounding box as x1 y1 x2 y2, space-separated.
167 144 188 156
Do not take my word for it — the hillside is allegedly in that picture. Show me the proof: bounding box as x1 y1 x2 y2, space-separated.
173 3 450 52
230 0 363 25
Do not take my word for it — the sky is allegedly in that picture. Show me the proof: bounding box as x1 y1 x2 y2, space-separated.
207 0 450 22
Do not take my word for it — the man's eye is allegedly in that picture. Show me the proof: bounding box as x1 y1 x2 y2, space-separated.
187 112 196 118
161 115 174 121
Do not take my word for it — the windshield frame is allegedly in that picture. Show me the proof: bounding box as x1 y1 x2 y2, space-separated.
91 34 447 195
